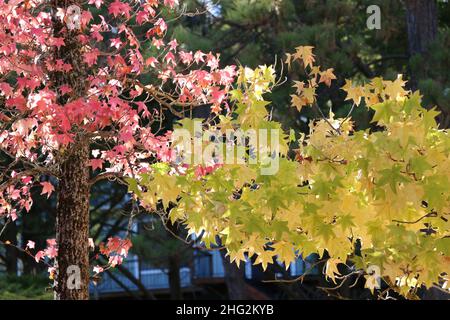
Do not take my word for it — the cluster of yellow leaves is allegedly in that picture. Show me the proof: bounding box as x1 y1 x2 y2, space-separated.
342 76 409 107
286 46 336 112
132 48 450 298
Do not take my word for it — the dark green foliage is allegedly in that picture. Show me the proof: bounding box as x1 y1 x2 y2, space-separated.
176 0 449 129
0 274 53 300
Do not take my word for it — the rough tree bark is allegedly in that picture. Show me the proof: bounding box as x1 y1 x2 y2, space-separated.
405 0 438 56
54 139 90 300
51 0 90 300
404 0 438 88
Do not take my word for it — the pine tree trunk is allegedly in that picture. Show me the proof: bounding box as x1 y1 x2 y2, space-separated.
405 0 438 89
54 138 90 300
405 0 438 56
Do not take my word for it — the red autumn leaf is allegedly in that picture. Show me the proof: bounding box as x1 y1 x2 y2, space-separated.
108 0 131 19
90 159 104 171
40 182 55 199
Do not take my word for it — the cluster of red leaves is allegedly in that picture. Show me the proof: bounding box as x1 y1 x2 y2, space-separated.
24 236 131 276
0 0 235 223
0 0 237 277
98 237 133 268
33 238 58 263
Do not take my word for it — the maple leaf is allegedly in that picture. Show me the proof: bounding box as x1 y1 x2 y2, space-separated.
194 50 205 63
254 249 275 271
338 214 355 232
47 239 57 247
309 66 321 77
273 241 296 269
83 48 100 66
319 68 336 87
294 46 315 69
291 81 304 95
291 94 307 112
302 86 316 104
325 258 342 284
383 75 408 101
136 11 149 25
371 101 396 124
0 82 13 97
40 182 55 199
342 79 365 106
145 56 158 67
179 51 193 65
108 0 131 19
168 39 178 51
141 172 181 208
421 107 440 129
59 85 72 95
90 159 104 171
35 251 45 263
26 240 35 250
44 245 57 259
155 18 167 33
228 249 247 266
50 37 65 49
210 87 226 106
110 38 122 49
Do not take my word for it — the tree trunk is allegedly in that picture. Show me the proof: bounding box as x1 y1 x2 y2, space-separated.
51 0 90 300
405 0 438 89
166 220 183 300
220 250 249 300
168 255 182 300
405 0 438 56
54 139 90 300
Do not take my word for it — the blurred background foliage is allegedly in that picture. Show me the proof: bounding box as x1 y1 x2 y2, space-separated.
175 0 450 130
0 275 52 300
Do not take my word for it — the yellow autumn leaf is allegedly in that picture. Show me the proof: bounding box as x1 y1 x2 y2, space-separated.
291 94 307 112
383 75 408 101
294 45 316 69
319 68 337 87
342 79 365 106
273 241 297 269
325 258 342 284
254 249 275 271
